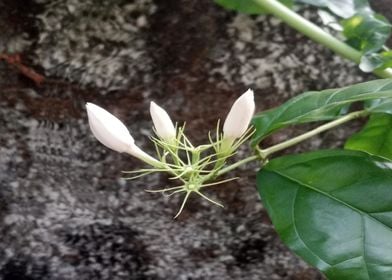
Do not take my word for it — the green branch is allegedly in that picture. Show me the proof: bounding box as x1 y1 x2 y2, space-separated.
260 110 369 157
252 0 392 78
215 110 369 177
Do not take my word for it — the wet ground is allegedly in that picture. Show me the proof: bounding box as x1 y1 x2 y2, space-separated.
0 0 388 279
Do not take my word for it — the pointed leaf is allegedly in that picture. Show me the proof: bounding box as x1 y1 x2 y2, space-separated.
345 114 392 160
251 79 392 146
257 150 392 279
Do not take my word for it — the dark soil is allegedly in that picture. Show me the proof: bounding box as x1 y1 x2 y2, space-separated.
0 0 387 279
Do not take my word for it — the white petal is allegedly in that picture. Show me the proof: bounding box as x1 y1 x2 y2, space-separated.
223 89 255 139
86 103 134 153
150 101 176 140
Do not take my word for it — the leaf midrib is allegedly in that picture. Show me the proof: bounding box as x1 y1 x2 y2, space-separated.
291 187 333 267
254 80 392 142
270 169 380 279
269 169 392 232
291 188 371 278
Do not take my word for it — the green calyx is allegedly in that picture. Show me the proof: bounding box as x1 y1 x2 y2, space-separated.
122 123 254 218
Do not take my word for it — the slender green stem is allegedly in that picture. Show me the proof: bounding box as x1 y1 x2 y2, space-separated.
216 155 259 177
200 154 259 183
261 110 369 157
211 110 369 178
252 0 392 78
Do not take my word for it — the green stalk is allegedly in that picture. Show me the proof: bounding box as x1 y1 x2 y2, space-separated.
215 154 259 177
252 0 392 78
261 110 369 157
214 110 369 177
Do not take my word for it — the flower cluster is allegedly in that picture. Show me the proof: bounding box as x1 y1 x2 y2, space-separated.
86 90 255 217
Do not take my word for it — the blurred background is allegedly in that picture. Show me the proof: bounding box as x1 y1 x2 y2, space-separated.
0 0 390 279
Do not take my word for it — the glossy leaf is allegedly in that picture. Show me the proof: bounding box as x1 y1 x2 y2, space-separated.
257 149 392 279
345 114 392 160
214 0 293 15
342 12 391 54
251 79 392 145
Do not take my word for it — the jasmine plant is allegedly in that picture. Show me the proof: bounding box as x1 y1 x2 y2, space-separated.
87 78 392 279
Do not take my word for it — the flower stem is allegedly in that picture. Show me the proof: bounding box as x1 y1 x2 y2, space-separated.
260 110 369 157
216 154 260 177
252 0 392 78
213 110 369 178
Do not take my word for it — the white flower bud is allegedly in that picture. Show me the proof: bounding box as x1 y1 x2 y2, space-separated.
86 103 134 153
86 103 160 166
150 101 176 140
223 89 255 140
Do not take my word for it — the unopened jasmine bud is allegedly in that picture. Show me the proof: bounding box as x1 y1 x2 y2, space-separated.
223 89 255 140
150 101 176 140
86 103 160 166
86 103 135 153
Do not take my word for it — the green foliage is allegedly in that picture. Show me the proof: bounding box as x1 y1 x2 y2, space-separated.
214 0 392 73
257 149 392 280
252 79 392 145
213 0 292 15
298 0 392 72
345 113 392 160
252 79 392 279
343 13 391 54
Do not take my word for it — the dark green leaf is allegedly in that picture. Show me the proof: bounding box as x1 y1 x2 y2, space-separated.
257 149 392 279
251 79 392 145
342 12 391 53
345 114 392 160
214 0 293 15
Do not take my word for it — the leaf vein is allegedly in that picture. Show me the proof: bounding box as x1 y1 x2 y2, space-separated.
361 215 371 279
269 169 392 232
292 188 332 267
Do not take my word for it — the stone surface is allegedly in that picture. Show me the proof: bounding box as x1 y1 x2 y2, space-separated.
0 0 386 279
